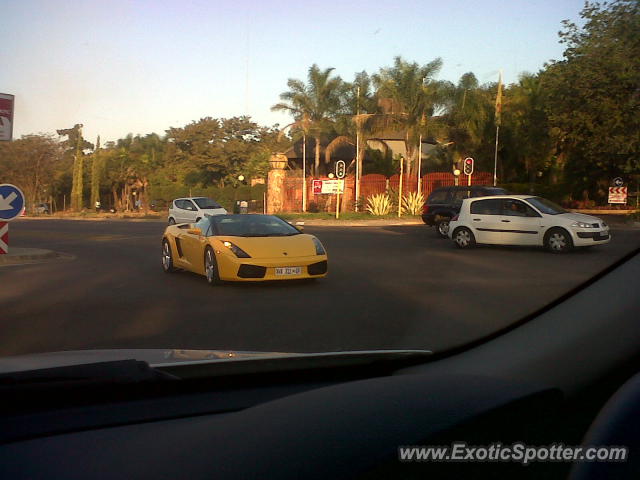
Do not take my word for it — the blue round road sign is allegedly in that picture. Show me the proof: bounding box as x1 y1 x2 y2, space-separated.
0 184 26 221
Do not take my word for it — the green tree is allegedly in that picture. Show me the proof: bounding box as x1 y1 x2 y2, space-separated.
542 0 640 201
507 73 554 183
90 136 102 207
272 64 344 175
56 124 93 211
0 134 64 212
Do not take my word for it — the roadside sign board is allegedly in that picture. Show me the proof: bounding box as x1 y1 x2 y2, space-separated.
320 179 344 194
312 179 344 194
0 93 14 141
613 177 624 187
0 184 26 221
608 187 627 204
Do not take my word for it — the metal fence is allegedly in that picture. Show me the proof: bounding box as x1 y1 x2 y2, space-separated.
280 172 494 212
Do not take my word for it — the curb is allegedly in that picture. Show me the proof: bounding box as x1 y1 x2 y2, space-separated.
15 216 165 223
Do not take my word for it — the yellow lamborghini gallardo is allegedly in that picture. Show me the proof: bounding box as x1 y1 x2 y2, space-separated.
161 214 328 284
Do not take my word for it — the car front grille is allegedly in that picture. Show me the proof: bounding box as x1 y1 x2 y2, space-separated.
577 232 609 240
307 261 328 275
237 264 267 278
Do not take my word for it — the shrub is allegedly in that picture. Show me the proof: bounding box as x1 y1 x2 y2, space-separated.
401 192 425 215
366 193 392 216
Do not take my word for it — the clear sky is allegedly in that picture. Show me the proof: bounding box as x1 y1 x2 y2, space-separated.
1 0 585 143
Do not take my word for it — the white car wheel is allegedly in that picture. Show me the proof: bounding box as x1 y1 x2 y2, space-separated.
454 227 475 249
545 228 573 253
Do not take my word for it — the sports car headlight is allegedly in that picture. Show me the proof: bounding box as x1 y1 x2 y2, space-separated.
311 236 326 255
222 241 251 258
571 222 594 228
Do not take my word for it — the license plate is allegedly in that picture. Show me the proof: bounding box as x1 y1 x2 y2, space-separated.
275 267 301 276
595 232 609 240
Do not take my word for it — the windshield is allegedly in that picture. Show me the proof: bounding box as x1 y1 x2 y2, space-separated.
193 198 222 210
211 215 300 237
0 0 638 371
525 197 567 215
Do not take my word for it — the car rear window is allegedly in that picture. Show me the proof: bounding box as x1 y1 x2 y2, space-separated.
427 190 448 204
194 198 222 209
470 198 503 215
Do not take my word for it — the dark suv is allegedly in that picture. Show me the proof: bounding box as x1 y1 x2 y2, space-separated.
422 186 507 237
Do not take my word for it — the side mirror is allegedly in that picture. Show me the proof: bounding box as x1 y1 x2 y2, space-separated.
295 221 305 232
187 227 202 236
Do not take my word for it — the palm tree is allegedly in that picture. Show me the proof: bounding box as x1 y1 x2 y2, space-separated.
444 72 492 166
272 64 344 176
372 56 451 175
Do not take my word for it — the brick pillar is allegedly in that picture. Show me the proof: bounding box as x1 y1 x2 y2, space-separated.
267 154 287 214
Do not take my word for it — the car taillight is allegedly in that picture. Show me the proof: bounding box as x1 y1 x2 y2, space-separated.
422 204 429 214
452 215 459 221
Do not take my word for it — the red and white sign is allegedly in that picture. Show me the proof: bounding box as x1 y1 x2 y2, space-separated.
0 222 8 254
0 93 14 142
608 187 627 204
312 179 344 195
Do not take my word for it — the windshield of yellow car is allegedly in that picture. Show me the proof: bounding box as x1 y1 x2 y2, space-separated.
209 215 301 237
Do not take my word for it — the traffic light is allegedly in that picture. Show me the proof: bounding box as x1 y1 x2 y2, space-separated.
463 157 474 176
335 160 346 179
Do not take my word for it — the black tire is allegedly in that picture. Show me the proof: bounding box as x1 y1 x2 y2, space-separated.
168 217 176 225
453 227 476 249
435 218 451 238
204 247 221 285
161 239 176 273
544 228 573 254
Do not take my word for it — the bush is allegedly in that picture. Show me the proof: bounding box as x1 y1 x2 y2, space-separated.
366 193 392 215
401 192 425 215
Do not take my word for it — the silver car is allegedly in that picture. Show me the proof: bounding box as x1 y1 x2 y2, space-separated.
167 197 227 225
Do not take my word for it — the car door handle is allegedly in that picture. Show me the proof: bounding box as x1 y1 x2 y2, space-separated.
501 220 511 223
473 218 481 221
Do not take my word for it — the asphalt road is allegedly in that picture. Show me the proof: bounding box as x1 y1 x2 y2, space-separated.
1 218 638 356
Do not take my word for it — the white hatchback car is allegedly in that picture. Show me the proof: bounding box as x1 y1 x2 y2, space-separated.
448 195 610 253
168 197 227 225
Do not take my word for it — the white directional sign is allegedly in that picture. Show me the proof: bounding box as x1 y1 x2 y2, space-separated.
0 184 26 221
